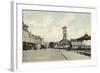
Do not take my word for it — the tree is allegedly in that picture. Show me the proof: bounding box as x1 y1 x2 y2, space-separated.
49 42 55 48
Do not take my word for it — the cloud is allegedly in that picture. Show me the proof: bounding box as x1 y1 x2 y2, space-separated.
58 13 75 27
23 10 91 42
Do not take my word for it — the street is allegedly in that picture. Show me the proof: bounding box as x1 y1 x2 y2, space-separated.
23 48 90 62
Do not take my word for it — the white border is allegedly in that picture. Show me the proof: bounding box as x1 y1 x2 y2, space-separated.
11 1 97 72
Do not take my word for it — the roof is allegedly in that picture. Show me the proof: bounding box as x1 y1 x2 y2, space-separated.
76 33 91 41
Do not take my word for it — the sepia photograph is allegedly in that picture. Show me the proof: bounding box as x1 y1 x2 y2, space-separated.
22 10 91 63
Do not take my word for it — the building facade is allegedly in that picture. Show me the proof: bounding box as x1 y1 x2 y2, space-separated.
70 33 91 50
55 26 70 50
23 23 44 50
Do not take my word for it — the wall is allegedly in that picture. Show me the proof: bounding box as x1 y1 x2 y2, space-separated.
0 0 99 73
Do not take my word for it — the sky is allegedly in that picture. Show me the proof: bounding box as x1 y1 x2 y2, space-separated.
23 10 91 42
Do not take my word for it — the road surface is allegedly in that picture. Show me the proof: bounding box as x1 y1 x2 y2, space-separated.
23 48 90 62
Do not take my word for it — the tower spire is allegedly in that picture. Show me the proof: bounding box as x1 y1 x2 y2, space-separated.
63 26 67 40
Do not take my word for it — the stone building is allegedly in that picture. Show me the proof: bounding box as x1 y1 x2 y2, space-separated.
55 26 70 50
22 23 44 50
70 33 91 50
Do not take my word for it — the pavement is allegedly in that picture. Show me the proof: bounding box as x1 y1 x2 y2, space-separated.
60 50 90 60
23 48 90 62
